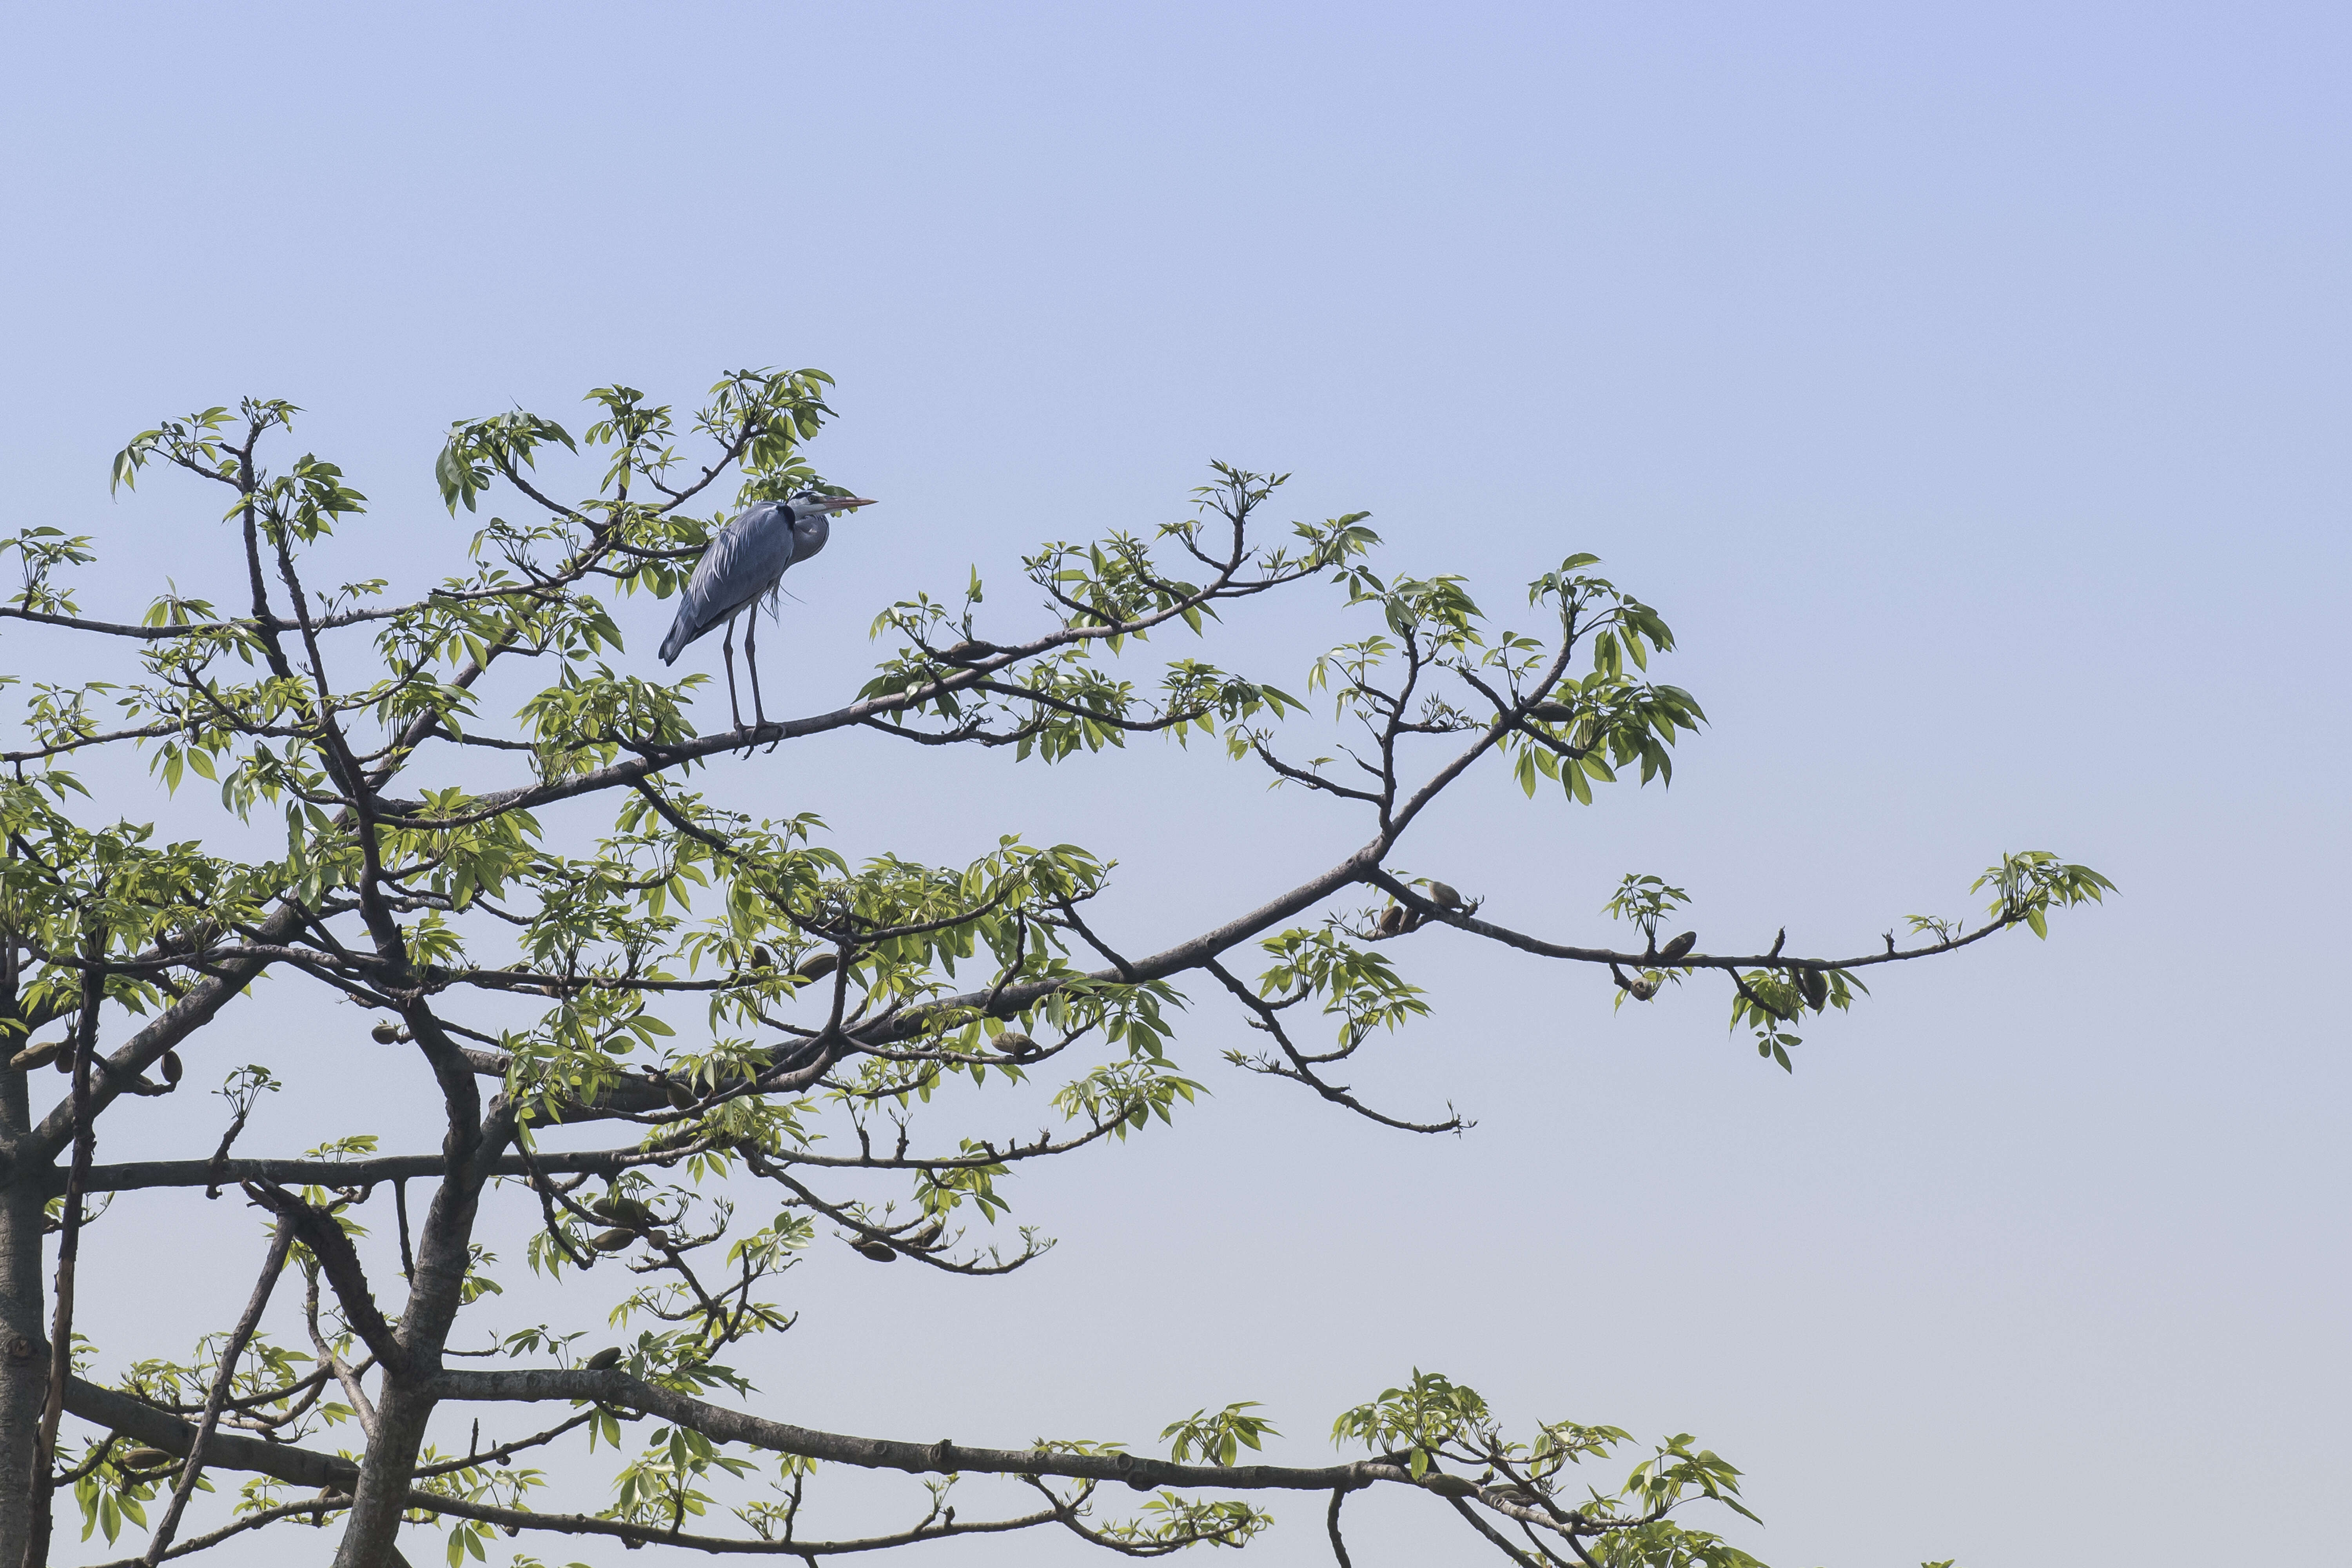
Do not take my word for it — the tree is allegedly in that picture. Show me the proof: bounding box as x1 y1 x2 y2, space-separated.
0 371 2111 1568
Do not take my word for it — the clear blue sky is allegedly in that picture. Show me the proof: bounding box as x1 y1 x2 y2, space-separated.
2 4 2345 1564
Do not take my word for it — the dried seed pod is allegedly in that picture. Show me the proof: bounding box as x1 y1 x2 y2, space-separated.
1529 700 1576 723
369 1022 402 1045
1802 968 1829 1011
1628 977 1659 1001
160 1050 183 1086
795 952 839 983
1428 881 1464 911
584 1346 623 1371
1657 931 1697 964
592 1197 655 1229
590 1228 636 1253
1421 1472 1479 1498
54 1046 71 1074
750 945 775 970
8 1039 60 1072
854 1241 898 1263
1376 905 1406 937
122 1447 174 1469
664 1080 697 1110
994 1030 1038 1060
906 1220 945 1250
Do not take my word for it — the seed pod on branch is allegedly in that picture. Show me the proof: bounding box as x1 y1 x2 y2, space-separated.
122 1447 175 1470
994 1030 1039 1060
369 1022 404 1045
8 1039 60 1072
1528 700 1576 723
664 1080 698 1110
583 1346 623 1371
1802 967 1829 1011
795 952 839 983
592 1196 655 1229
1657 931 1697 964
853 1241 898 1263
1428 881 1464 911
1420 1472 1479 1498
160 1050 183 1085
589 1228 636 1254
905 1220 945 1250
750 945 774 970
1628 976 1659 1001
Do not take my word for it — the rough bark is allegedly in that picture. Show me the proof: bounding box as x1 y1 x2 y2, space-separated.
0 1069 49 1568
331 1381 438 1568
61 1377 357 1490
325 1095 510 1568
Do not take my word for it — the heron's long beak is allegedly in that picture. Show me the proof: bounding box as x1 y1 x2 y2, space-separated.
833 496 878 511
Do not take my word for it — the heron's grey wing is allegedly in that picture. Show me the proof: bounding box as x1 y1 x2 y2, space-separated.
659 504 797 663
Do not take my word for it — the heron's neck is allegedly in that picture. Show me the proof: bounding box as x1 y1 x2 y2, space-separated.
791 513 831 563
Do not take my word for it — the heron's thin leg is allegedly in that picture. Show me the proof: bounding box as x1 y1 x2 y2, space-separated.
745 612 769 732
720 616 744 731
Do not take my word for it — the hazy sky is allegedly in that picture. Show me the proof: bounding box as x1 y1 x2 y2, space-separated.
2 4 2345 1565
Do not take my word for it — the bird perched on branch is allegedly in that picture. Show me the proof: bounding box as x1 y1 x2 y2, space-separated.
659 490 877 729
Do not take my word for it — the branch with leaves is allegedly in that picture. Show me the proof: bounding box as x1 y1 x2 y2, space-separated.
0 372 2094 1568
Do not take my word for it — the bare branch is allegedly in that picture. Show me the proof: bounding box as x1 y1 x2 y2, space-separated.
140 1218 296 1564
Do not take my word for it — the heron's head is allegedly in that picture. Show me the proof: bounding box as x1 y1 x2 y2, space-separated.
791 490 877 519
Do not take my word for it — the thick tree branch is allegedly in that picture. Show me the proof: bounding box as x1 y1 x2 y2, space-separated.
429 1366 1402 1494
60 1378 359 1490
248 1185 407 1374
16 902 309 1171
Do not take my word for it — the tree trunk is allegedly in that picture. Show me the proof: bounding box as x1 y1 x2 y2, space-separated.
0 1069 53 1567
332 1107 506 1568
331 1378 437 1568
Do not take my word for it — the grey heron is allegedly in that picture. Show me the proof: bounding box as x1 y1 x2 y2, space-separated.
658 490 876 729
